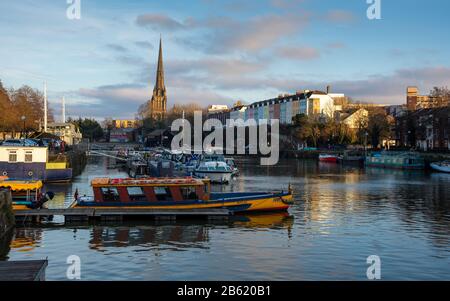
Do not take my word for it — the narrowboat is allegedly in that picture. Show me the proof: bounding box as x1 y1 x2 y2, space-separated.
319 154 339 163
0 145 72 182
70 177 294 213
365 152 425 170
0 178 54 211
430 161 450 173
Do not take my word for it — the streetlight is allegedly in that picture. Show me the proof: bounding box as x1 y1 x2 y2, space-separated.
21 116 26 140
364 131 369 156
407 130 411 147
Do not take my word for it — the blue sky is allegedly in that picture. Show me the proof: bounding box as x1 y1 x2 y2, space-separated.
1 0 450 120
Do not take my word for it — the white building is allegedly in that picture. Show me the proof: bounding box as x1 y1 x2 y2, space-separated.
207 105 229 114
299 91 339 118
46 123 82 145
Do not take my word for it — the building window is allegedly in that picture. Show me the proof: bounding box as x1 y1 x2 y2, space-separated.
8 151 17 162
25 151 33 162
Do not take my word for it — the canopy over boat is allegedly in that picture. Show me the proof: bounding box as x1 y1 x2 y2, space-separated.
91 177 206 187
0 179 43 191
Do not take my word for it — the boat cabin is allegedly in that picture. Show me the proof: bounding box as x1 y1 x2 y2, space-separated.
90 177 211 203
0 178 43 203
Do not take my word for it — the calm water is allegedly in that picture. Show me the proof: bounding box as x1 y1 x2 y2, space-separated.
1 157 449 280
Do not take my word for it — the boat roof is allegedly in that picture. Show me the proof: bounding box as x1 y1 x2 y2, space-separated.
198 161 229 167
91 177 207 187
0 179 43 191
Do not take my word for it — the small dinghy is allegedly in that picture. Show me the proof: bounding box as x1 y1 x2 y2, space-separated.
430 161 450 173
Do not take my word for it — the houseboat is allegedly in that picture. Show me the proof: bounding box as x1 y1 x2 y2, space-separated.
70 177 293 213
0 178 54 211
365 152 425 170
0 145 72 182
319 154 339 163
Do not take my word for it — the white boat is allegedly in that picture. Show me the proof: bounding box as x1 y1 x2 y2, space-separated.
194 161 233 184
225 157 240 176
430 161 450 173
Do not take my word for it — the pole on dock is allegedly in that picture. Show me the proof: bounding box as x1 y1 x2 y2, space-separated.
43 81 48 132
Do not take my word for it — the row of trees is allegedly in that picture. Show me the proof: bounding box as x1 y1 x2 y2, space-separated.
0 80 54 137
288 107 392 149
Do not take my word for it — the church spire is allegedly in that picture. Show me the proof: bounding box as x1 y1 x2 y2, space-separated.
155 36 165 92
149 35 167 121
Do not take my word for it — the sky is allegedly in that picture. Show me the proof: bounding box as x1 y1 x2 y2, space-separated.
1 0 450 121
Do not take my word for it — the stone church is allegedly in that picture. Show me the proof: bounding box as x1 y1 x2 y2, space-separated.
148 37 167 121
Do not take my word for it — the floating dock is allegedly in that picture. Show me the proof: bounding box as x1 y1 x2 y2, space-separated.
0 260 48 281
14 207 231 223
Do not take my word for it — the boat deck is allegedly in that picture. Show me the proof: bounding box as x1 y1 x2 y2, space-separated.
14 207 231 223
0 260 48 281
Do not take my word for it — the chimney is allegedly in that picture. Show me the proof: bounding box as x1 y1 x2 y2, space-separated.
326 85 331 94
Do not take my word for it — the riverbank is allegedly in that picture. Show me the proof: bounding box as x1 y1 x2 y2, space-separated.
0 190 14 237
279 149 450 162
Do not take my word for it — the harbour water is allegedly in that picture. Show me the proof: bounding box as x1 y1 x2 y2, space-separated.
1 157 449 280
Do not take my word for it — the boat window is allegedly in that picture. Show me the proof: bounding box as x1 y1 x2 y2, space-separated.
101 187 120 202
180 186 198 200
154 186 172 201
126 187 145 201
25 151 33 162
8 151 17 162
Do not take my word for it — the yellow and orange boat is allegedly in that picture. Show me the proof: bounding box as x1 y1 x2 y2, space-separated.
0 177 54 211
70 177 294 213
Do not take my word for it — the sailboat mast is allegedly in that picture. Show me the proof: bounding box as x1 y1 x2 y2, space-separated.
44 81 48 132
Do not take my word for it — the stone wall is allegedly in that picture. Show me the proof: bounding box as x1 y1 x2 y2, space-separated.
0 190 15 235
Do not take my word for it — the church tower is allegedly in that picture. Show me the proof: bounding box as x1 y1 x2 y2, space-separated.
149 37 167 121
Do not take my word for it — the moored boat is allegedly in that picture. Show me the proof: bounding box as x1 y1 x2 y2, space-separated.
0 145 72 182
194 161 233 184
319 154 339 163
70 177 294 213
0 178 54 211
430 161 450 173
338 150 365 165
365 152 425 170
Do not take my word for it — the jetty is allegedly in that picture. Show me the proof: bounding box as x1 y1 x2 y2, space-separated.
0 260 48 281
14 207 231 223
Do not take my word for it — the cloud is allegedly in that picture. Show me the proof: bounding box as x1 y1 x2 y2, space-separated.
262 66 450 104
136 14 185 31
106 44 128 53
66 66 450 119
173 14 310 54
134 41 154 49
277 46 320 60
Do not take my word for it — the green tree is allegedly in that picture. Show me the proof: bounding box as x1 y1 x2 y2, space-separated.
73 118 104 141
368 109 391 148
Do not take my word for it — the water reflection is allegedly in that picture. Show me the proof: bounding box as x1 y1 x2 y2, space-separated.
3 156 448 280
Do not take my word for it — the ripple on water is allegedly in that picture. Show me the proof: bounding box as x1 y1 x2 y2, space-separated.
3 157 450 280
